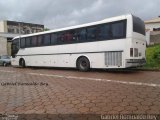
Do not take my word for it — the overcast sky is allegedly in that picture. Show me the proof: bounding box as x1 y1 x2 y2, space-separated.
0 0 159 29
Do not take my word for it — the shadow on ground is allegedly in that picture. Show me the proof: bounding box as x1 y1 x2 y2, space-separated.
27 66 140 74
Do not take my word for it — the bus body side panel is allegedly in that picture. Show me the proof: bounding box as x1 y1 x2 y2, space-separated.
12 39 126 69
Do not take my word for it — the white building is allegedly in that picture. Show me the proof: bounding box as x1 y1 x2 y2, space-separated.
145 17 160 31
145 17 160 45
0 20 44 56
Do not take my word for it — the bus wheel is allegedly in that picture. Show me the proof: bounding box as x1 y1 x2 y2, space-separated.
19 59 26 68
77 57 90 72
3 62 8 67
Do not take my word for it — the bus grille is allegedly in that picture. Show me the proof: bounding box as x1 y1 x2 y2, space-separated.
105 51 122 67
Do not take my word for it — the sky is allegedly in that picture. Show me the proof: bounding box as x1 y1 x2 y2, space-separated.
0 0 159 29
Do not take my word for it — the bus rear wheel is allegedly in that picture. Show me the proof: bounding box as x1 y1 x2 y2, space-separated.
77 57 90 72
19 59 26 68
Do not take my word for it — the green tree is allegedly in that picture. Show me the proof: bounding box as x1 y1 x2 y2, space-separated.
44 28 50 31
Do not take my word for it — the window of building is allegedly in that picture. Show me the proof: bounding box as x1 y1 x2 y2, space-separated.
153 28 160 31
26 30 31 34
16 29 20 34
8 28 15 33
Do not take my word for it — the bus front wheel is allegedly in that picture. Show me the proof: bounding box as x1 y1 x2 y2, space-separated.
3 62 8 67
77 57 90 72
19 59 26 68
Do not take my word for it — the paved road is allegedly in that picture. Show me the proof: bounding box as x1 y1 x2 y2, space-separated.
0 66 160 119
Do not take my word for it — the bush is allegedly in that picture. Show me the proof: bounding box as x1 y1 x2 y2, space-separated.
144 44 160 69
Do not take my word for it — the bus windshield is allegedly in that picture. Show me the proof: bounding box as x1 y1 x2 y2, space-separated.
11 39 19 58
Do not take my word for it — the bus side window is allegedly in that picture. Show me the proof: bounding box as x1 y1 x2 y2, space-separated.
31 36 37 47
87 26 97 41
99 24 111 40
43 34 51 46
111 21 125 39
70 30 77 43
63 30 76 43
76 28 87 42
51 33 58 45
37 35 43 46
57 32 64 44
63 31 71 43
26 37 31 47
20 38 26 48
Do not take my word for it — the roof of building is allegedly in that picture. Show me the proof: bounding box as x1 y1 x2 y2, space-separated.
0 20 44 28
145 17 160 24
7 20 44 28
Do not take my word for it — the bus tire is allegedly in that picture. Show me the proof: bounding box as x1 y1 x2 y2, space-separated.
77 57 90 72
3 62 8 67
19 59 26 68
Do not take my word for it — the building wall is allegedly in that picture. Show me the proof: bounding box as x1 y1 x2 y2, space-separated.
145 23 160 31
0 21 7 33
0 37 7 55
7 42 12 56
7 21 44 34
150 31 160 44
0 20 44 56
146 31 150 45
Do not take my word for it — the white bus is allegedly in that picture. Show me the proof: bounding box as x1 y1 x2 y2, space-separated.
11 14 146 71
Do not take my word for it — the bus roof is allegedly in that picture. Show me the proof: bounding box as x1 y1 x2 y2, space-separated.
12 14 132 40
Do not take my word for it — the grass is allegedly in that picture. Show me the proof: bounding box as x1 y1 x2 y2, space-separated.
143 44 160 70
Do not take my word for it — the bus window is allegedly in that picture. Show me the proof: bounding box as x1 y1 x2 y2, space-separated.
20 38 25 48
51 33 58 45
26 37 31 47
87 26 97 41
57 32 65 44
72 30 77 43
133 16 145 35
111 21 126 39
37 35 43 46
12 38 19 57
76 28 87 42
31 36 37 47
99 24 111 40
63 30 76 43
44 34 51 45
63 32 71 43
